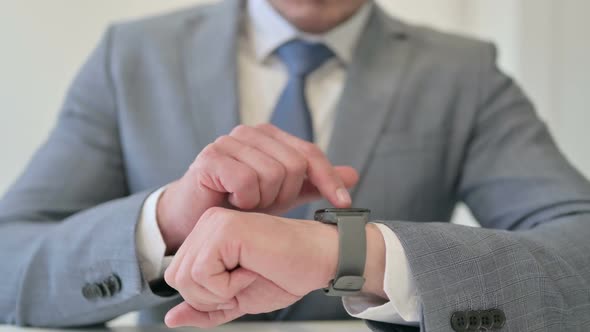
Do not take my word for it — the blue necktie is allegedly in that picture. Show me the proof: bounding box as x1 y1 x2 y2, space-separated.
271 39 334 219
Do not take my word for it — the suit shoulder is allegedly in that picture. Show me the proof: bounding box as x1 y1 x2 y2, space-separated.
105 2 216 49
405 22 496 64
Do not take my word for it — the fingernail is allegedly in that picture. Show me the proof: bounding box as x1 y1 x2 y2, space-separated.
336 188 351 205
217 303 236 310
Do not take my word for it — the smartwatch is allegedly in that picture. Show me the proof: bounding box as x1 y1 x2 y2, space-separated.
314 208 370 296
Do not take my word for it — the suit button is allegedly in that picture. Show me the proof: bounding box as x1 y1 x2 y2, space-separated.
82 283 104 300
465 311 481 331
451 311 468 332
490 309 506 329
98 282 111 298
480 310 494 329
104 274 122 296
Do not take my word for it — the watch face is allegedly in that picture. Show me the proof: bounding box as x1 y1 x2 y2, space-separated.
314 208 370 222
315 208 370 214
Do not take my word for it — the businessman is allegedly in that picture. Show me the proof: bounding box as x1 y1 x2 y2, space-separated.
1 0 590 331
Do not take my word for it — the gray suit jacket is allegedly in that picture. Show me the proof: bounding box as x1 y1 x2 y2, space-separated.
1 1 589 331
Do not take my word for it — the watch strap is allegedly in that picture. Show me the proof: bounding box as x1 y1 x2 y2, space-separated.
324 214 368 296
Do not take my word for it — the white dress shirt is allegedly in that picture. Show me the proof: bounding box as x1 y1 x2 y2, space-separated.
136 0 419 325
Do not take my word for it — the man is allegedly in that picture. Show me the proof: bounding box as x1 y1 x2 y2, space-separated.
1 0 589 331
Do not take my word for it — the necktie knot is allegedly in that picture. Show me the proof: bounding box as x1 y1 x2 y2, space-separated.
275 39 334 77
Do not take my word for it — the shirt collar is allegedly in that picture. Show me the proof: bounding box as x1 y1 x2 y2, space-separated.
246 0 372 64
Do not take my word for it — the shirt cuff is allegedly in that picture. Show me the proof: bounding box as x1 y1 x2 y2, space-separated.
342 223 420 325
136 186 171 282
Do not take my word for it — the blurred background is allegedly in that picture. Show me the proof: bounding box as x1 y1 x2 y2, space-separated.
1 0 589 229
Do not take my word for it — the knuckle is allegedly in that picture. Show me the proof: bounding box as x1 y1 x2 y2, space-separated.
214 135 232 146
201 206 226 221
235 168 259 189
201 207 235 232
198 144 219 161
266 163 286 184
287 157 308 175
175 270 192 289
300 142 321 157
187 163 205 182
190 266 208 284
219 136 247 157
256 123 274 132
164 268 175 287
230 124 251 137
237 143 256 157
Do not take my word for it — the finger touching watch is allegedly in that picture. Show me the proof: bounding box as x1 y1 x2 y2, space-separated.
314 208 370 296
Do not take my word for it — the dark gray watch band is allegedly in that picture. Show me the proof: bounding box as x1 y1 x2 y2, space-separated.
314 209 369 296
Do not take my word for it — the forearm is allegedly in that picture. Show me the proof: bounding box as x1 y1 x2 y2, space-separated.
0 191 173 327
379 213 590 331
156 179 220 254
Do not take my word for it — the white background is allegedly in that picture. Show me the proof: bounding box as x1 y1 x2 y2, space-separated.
1 0 589 224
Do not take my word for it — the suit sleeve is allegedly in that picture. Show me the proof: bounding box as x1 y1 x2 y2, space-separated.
371 45 590 331
0 27 175 327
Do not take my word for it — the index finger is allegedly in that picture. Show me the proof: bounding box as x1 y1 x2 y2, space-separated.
255 124 352 208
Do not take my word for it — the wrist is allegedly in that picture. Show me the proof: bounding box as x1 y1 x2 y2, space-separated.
361 223 387 299
156 183 185 254
296 219 339 290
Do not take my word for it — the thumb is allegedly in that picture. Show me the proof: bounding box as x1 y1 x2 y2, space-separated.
298 166 359 204
205 267 258 301
165 301 243 328
165 302 201 328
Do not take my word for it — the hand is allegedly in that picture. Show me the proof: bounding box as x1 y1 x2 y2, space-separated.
157 124 359 253
163 207 338 328
163 207 387 328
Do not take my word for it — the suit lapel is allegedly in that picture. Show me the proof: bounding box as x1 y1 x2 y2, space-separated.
183 0 242 144
308 7 414 214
